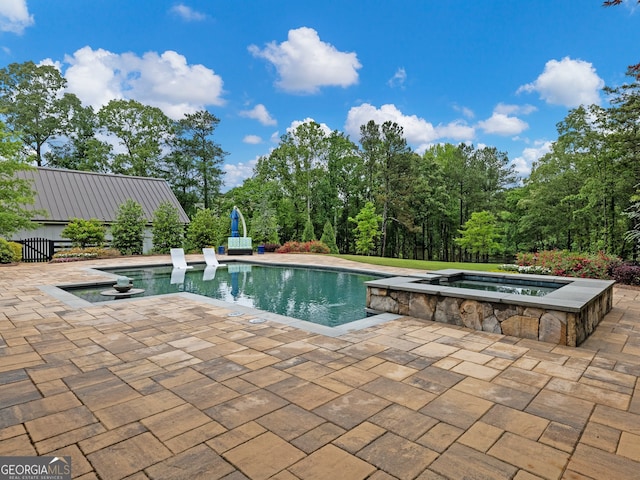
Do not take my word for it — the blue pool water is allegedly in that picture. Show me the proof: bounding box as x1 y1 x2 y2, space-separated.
64 263 383 327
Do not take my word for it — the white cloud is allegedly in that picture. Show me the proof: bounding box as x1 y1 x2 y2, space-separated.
287 118 332 136
453 104 475 119
344 103 475 150
223 157 258 190
0 0 34 34
494 103 537 115
388 67 406 88
478 112 529 136
170 4 206 21
248 27 361 94
239 104 276 126
518 57 604 107
63 46 225 119
511 141 552 177
243 135 262 144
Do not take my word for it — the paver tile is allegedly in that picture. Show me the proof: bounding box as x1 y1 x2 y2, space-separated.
430 442 517 480
369 404 438 441
417 422 463 453
223 432 305 480
525 390 593 430
25 405 97 442
488 432 570 479
289 444 376 480
332 421 386 454
482 404 549 440
357 432 438 479
290 422 346 453
141 403 212 441
567 443 640 479
87 432 171 480
453 376 535 410
170 377 239 409
255 404 325 441
420 389 494 429
539 422 582 453
361 376 435 410
205 390 288 429
145 444 235 480
206 421 267 454
457 421 504 452
313 389 391 430
579 421 621 453
266 376 340 410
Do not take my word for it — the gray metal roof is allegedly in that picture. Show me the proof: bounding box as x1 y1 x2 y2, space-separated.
16 167 190 224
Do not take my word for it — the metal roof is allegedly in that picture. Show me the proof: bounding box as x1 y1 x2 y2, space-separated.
15 167 190 224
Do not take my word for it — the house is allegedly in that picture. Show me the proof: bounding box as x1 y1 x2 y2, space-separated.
13 167 190 256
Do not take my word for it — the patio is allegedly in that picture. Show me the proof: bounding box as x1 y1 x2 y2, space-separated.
1 253 639 479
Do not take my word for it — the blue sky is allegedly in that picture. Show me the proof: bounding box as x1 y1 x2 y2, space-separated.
1 1 638 190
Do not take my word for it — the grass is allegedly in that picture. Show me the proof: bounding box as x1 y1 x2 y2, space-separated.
333 254 502 272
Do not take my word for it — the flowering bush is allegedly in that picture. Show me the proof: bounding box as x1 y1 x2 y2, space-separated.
51 247 121 262
515 250 620 280
498 264 551 275
610 264 640 286
263 243 281 253
276 241 330 254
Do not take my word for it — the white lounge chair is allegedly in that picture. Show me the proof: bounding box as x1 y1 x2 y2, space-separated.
202 248 221 267
170 248 193 269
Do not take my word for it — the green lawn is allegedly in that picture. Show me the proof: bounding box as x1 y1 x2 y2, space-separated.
333 254 503 272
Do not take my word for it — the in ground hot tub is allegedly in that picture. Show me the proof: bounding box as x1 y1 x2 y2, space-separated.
365 269 614 346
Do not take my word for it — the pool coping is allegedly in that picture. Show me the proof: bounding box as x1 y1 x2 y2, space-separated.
365 268 615 313
41 260 403 337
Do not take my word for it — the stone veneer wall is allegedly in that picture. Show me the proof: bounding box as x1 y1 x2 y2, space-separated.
366 285 613 347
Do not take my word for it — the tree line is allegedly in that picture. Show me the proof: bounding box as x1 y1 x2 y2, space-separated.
1 61 638 261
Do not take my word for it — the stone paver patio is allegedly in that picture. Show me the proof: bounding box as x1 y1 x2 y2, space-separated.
1 253 640 479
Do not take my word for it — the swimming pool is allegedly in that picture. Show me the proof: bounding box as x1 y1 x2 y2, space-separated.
63 263 383 327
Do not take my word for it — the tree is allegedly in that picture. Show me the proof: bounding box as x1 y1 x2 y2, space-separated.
302 218 317 242
349 201 382 255
167 111 226 210
0 122 44 237
152 202 184 253
45 100 111 172
320 221 339 254
111 200 146 255
98 99 173 177
455 211 503 262
61 218 106 248
0 61 80 166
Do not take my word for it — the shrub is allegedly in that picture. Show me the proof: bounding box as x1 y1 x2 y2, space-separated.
50 247 121 262
8 241 22 262
61 218 106 248
302 219 317 242
263 243 281 253
276 240 330 254
498 264 551 275
515 250 620 280
610 264 640 286
111 199 145 255
185 209 218 252
0 238 21 263
152 202 184 253
320 221 339 254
